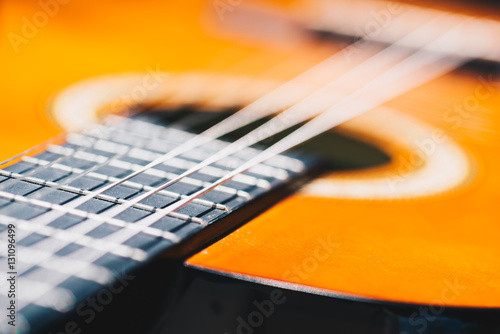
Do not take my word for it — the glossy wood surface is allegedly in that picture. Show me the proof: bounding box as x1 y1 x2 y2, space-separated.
3 0 500 308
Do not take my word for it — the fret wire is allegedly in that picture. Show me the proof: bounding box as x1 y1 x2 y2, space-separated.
0 169 209 222
55 139 261 194
93 122 283 184
0 211 150 260
105 116 302 175
0 121 118 230
0 180 193 291
68 131 279 186
0 194 182 244
22 155 232 210
0 189 181 245
46 143 251 200
8 124 108 180
0 216 140 308
21 111 238 227
125 145 278 186
133 112 301 174
46 126 154 184
21 121 161 204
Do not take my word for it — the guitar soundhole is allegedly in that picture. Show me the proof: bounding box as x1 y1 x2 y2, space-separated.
137 107 391 172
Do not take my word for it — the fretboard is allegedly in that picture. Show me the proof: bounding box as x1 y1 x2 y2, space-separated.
0 113 311 333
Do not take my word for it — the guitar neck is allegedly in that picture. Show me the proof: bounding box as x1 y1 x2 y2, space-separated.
0 111 314 333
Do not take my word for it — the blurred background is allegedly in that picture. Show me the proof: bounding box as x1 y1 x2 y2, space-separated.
1 0 499 161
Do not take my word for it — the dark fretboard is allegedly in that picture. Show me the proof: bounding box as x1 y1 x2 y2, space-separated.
0 113 311 333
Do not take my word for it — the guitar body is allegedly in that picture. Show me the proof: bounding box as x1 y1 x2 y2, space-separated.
2 0 500 333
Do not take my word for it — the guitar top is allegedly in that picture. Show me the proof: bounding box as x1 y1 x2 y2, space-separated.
1 0 500 333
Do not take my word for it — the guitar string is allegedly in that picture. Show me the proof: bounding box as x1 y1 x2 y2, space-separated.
0 41 360 198
77 13 460 223
98 54 411 219
0 45 286 198
0 46 354 287
0 48 334 309
0 15 470 303
27 13 406 227
11 37 461 298
0 9 481 316
6 121 146 200
0 77 263 296
0 21 473 313
0 45 418 296
0 119 129 197
139 52 467 225
26 14 459 234
0 132 67 168
2 52 263 200
13 17 470 286
4 47 299 214
17 113 198 204
0 52 312 280
0 47 320 266
96 16 448 219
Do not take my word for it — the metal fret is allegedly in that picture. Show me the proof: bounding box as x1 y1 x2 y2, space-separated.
0 169 208 222
22 155 236 208
66 132 277 188
9 124 111 181
0 190 183 243
46 144 252 200
0 114 310 333
108 114 305 172
0 210 151 260
103 117 299 178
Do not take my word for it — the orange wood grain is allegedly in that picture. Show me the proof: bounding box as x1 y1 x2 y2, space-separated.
188 72 500 307
3 0 500 308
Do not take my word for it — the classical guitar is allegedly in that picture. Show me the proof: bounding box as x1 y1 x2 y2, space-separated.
1 0 500 333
